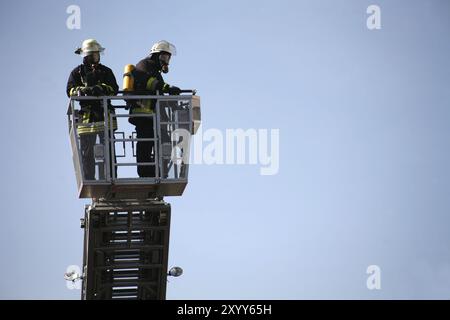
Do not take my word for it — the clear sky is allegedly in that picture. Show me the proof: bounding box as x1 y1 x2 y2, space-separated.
0 0 449 299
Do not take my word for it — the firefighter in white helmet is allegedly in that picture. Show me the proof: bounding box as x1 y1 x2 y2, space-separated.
67 39 119 180
129 40 181 178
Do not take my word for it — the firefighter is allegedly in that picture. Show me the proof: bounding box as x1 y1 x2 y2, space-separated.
129 40 181 178
67 39 119 180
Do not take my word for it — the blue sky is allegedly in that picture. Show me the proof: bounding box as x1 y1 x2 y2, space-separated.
0 0 449 299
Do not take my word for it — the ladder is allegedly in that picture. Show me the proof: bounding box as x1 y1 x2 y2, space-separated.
81 199 171 300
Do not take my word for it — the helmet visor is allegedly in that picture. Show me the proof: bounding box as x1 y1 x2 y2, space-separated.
166 43 176 56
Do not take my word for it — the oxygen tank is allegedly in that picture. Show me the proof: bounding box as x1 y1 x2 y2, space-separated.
123 64 135 91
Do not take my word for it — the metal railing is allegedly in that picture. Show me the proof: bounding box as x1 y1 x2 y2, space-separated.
67 93 200 198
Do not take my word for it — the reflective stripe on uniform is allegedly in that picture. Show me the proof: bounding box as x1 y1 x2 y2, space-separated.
77 119 118 134
146 77 170 93
146 77 158 91
132 77 170 115
77 110 118 135
130 99 155 115
163 83 170 93
70 86 83 96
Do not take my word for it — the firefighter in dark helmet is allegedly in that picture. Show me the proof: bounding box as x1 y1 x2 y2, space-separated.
66 39 119 180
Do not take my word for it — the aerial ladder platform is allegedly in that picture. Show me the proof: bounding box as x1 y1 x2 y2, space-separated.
67 92 200 300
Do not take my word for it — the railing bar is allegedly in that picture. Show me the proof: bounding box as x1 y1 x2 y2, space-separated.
114 163 157 166
112 138 157 142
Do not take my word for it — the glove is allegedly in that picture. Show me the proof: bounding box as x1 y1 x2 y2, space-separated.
81 85 103 96
91 85 104 96
76 86 89 96
168 86 181 95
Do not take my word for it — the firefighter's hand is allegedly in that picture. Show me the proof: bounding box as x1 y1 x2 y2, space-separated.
81 86 96 96
81 85 103 96
77 87 89 96
91 85 104 96
168 86 181 95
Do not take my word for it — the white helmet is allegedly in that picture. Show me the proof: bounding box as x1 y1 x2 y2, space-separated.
75 39 105 56
150 40 176 56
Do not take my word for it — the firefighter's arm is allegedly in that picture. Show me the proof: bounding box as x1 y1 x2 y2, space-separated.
98 68 119 95
67 69 85 97
146 78 181 95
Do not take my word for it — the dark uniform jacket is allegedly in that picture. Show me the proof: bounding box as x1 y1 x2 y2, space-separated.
128 56 171 125
133 57 168 93
66 63 119 123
